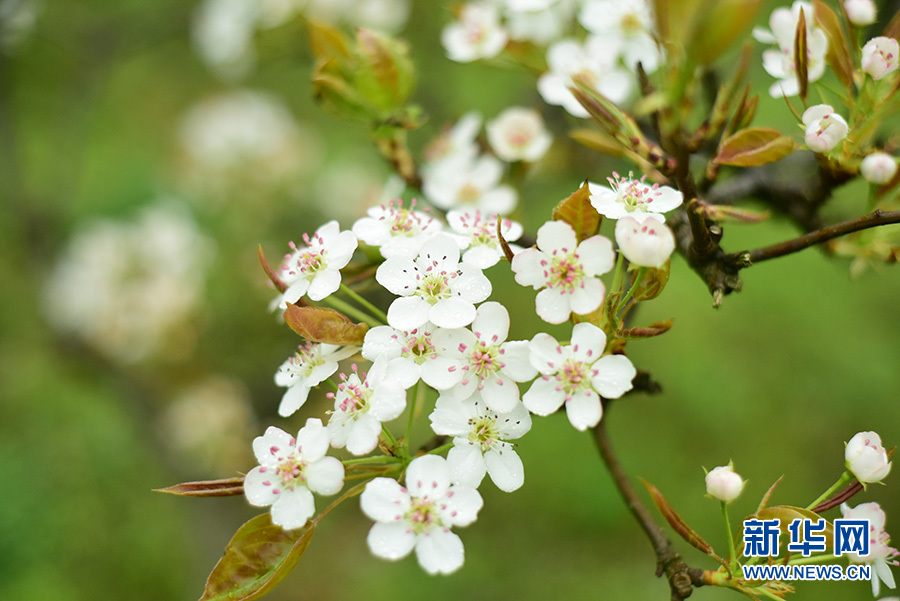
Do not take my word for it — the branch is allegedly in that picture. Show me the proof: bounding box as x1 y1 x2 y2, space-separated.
592 417 699 600
735 209 900 264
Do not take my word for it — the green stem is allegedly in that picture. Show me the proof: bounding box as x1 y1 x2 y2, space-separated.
342 455 402 466
610 251 626 295
426 442 453 456
788 553 840 565
806 471 852 510
381 424 400 456
404 382 425 457
324 295 381 328
340 283 389 323
618 267 647 312
324 378 339 392
722 501 737 576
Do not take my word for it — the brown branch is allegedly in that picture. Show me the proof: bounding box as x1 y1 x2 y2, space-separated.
592 417 699 600
811 481 864 513
734 209 900 264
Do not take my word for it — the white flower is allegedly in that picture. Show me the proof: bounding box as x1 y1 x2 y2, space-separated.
361 323 464 390
423 153 518 216
752 1 828 97
327 362 407 456
431 302 537 413
615 212 675 269
274 342 359 417
193 0 257 80
705 464 745 503
846 431 892 483
801 104 849 153
360 455 483 575
376 233 492 330
446 210 524 269
578 0 662 73
424 112 482 169
442 2 508 63
486 107 552 162
244 419 345 530
861 153 898 184
537 36 633 118
589 172 684 219
352 199 442 259
863 37 900 81
278 221 357 306
503 0 576 45
429 391 532 492
511 220 615 324
524 322 635 430
845 0 877 26
841 502 899 597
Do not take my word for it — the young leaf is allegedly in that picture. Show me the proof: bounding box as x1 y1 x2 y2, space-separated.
155 477 245 498
283 304 368 345
258 245 287 294
200 514 315 601
495 218 515 262
714 128 794 167
755 505 835 550
814 1 854 90
631 264 670 301
793 6 809 101
642 480 729 568
755 476 784 514
551 180 601 242
618 319 674 340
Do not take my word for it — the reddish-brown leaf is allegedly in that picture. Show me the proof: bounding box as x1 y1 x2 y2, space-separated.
793 6 809 101
714 128 794 167
618 319 674 340
814 1 855 90
283 304 368 345
155 477 245 498
551 180 601 242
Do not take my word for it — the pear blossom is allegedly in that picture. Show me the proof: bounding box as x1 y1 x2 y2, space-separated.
537 35 633 118
840 502 899 597
752 1 828 97
352 199 442 259
360 455 483 574
277 221 357 307
486 107 552 163
846 431 892 484
705 464 745 503
275 342 359 417
578 0 662 73
376 233 492 330
511 220 615 324
423 153 518 216
524 323 636 430
862 37 900 81
431 302 537 413
802 104 849 153
442 3 508 63
423 112 482 171
446 210 524 269
429 391 532 492
861 153 898 184
244 419 345 530
615 212 675 269
845 0 877 26
327 362 407 456
503 0 576 45
589 172 684 219
361 323 464 391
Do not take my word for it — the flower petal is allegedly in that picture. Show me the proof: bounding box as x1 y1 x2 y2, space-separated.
271 486 315 530
244 466 281 507
415 530 465 575
296 417 330 462
430 297 477 329
406 455 451 500
522 376 566 416
472 301 510 342
565 389 602 431
361 477 410 521
485 445 525 492
305 456 344 496
591 354 636 399
447 443 487 488
387 296 431 331
367 521 416 560
535 287 571 324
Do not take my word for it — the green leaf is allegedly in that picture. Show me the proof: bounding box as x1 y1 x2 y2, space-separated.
199 514 315 601
354 29 415 113
714 128 794 167
283 304 369 345
754 505 834 551
155 477 244 498
551 180 601 242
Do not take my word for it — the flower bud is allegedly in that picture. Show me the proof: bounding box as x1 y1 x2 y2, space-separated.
706 464 745 503
844 0 877 26
845 431 892 483
861 37 900 81
860 152 898 184
801 105 849 153
614 213 675 269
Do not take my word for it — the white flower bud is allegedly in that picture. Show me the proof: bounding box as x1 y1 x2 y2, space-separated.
706 465 745 503
845 431 892 483
486 107 552 163
844 0 877 26
614 213 675 269
801 104 849 153
860 152 898 184
862 37 900 81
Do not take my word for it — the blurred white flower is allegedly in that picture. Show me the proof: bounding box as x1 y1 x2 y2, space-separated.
841 502 899 597
352 198 442 259
862 37 900 81
442 3 508 63
0 0 41 53
503 0 576 45
752 1 828 97
802 104 849 153
193 0 258 80
423 153 518 216
44 201 213 364
844 0 877 26
861 153 898 184
486 107 552 162
579 0 662 73
705 464 745 503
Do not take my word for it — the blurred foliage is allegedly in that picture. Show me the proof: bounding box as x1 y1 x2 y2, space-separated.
1 1 898 601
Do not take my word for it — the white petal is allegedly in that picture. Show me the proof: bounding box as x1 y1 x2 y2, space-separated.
278 384 311 417
387 296 431 331
283 277 310 304
485 446 525 492
346 415 383 456
369 384 407 422
522 376 566 416
296 417 330 462
577 235 615 275
308 269 341 301
362 326 402 361
376 257 418 296
591 354 636 399
443 484 483 526
419 234 461 272
570 322 607 362
367 521 416 560
535 287 571 324
361 477 410 521
536 220 577 254
429 394 475 436
569 277 605 315
452 265 492 303
415 530 465 575
462 245 501 268
244 466 280 507
511 248 548 288
447 443 487 488
252 426 295 466
421 357 465 390
305 456 344 496
430 297 477 328
386 356 421 389
472 301 510 342
528 332 564 374
496 401 532 439
271 486 315 530
480 374 520 413
327 230 358 267
406 454 451 500
565 389 602 431
499 340 538 381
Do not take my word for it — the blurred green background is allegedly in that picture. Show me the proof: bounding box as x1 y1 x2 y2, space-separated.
1 1 897 600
